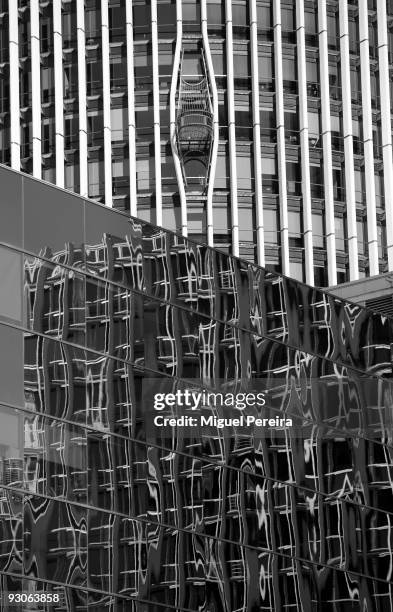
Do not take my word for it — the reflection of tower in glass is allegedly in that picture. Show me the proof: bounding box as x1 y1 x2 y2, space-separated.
170 0 218 243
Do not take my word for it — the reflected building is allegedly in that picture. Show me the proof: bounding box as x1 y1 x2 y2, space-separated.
1 1 393 286
0 164 393 610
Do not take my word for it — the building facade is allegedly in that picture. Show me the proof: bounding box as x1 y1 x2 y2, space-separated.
1 0 393 286
1 164 393 610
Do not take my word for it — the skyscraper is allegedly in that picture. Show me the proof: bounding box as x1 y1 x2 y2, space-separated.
0 0 393 286
1 163 393 610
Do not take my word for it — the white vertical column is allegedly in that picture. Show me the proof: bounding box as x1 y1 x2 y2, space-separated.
318 0 336 285
359 0 378 275
30 0 41 178
273 0 289 275
77 2 88 197
377 2 393 270
101 0 112 206
53 0 64 188
170 0 187 234
339 0 359 280
250 0 265 267
151 0 162 225
9 1 20 170
201 0 218 247
225 0 239 257
126 0 137 216
296 0 313 285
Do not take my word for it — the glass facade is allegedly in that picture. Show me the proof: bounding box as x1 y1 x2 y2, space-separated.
0 164 393 609
0 1 392 286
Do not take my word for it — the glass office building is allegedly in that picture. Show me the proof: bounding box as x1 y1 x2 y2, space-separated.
1 163 393 609
0 0 393 286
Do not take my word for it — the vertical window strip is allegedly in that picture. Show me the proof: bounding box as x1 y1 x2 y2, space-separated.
359 0 378 275
339 0 359 280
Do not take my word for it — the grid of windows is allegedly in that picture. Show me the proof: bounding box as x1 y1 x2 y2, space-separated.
0 1 393 287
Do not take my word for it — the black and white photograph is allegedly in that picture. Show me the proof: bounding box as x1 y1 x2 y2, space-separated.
0 0 392 610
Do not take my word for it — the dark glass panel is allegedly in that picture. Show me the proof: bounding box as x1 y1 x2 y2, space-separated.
23 177 84 263
0 167 23 247
0 323 23 407
0 246 22 323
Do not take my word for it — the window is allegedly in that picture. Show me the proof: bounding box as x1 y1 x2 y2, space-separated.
183 2 200 21
207 1 224 24
350 67 360 101
262 157 277 193
187 210 205 234
314 266 328 287
263 208 278 244
258 55 273 83
377 224 386 259
65 164 79 191
88 161 103 198
288 211 302 246
212 50 225 75
357 220 365 255
331 116 342 151
348 20 359 53
306 60 318 83
86 9 100 40
87 112 104 146
233 2 248 26
64 117 77 149
63 65 73 98
86 61 102 96
215 155 229 189
355 170 365 203
234 54 250 77
162 208 178 232
260 108 275 140
283 57 297 92
375 173 384 209
327 14 338 48
281 6 295 41
310 164 322 198
239 208 254 242
312 214 324 248
112 159 128 178
285 111 299 143
182 53 203 75
286 162 300 194
109 5 125 42
110 56 126 91
42 122 51 154
282 7 294 31
236 156 252 190
290 262 304 282
335 217 345 251
111 108 127 142
136 159 152 191
305 11 317 35
333 167 344 201
213 207 229 234
62 12 74 47
134 49 150 68
41 68 54 104
308 112 320 144
40 20 50 53
257 5 272 31
236 100 252 140
135 108 153 130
